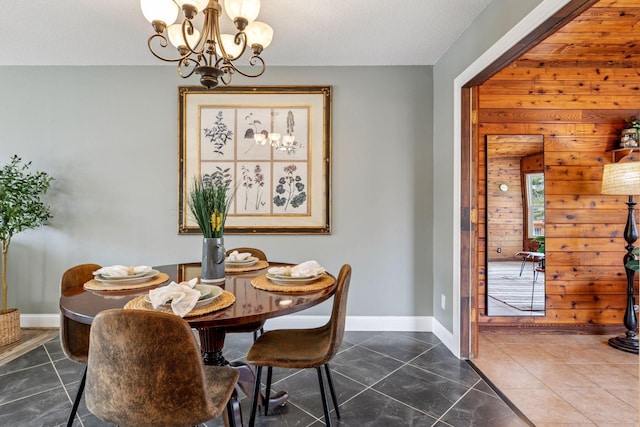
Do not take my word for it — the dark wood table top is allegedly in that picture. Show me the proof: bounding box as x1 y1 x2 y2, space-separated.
59 262 336 330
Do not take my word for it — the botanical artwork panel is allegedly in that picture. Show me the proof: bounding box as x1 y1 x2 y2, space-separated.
272 162 308 214
272 108 309 161
236 108 272 161
236 162 271 214
179 86 331 234
200 108 235 161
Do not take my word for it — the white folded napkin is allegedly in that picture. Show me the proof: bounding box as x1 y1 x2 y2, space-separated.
148 278 200 317
268 260 325 277
227 250 252 262
93 265 152 278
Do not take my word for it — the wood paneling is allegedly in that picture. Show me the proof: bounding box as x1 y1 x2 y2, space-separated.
477 0 640 327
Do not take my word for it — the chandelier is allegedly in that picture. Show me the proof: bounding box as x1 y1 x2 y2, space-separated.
140 0 273 88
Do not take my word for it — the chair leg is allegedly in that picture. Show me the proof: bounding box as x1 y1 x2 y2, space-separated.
519 256 527 276
316 366 332 427
249 366 262 427
531 279 536 311
252 327 266 342
226 398 238 427
324 363 340 419
66 365 86 427
264 366 273 416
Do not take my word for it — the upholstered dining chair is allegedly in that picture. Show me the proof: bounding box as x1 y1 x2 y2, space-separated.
85 309 240 427
226 247 268 341
60 263 101 427
247 264 352 427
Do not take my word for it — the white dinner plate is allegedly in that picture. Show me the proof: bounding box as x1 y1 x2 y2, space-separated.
95 270 159 285
225 256 258 267
265 273 323 285
144 285 223 307
94 269 150 280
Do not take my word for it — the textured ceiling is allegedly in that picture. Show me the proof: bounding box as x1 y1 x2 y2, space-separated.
1 0 493 66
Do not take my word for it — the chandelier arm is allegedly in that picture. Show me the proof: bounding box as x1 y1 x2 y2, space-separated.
147 34 195 63
177 58 200 79
225 55 266 78
182 16 207 57
211 13 249 61
219 67 234 86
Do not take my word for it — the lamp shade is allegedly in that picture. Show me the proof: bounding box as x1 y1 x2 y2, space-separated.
225 0 261 23
601 162 640 195
245 21 273 49
140 0 179 24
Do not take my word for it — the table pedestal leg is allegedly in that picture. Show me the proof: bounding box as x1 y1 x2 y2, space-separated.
197 327 289 426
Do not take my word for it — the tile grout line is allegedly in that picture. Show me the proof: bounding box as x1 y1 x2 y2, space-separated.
45 343 87 427
336 343 447 420
431 379 481 425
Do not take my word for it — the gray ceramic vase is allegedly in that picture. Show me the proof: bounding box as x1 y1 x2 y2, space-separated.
201 237 225 283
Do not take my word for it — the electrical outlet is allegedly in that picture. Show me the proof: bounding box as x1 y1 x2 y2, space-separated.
441 294 446 310
497 247 502 253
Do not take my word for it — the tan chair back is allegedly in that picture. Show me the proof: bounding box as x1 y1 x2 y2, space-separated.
226 247 267 261
60 263 101 363
324 264 352 362
85 309 217 427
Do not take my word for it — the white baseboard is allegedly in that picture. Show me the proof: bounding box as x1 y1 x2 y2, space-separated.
265 315 433 332
26 314 459 357
21 314 59 328
431 317 456 356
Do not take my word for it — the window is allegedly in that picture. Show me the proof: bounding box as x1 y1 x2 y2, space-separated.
526 173 545 237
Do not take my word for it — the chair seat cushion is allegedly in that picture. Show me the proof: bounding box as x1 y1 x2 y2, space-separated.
202 366 240 417
246 326 332 369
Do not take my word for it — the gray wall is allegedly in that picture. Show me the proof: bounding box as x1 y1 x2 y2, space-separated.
431 0 544 331
0 65 434 318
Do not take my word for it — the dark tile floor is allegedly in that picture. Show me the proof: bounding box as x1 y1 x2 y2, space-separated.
0 331 531 427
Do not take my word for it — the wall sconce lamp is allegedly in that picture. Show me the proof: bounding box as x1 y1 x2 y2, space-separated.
601 160 640 354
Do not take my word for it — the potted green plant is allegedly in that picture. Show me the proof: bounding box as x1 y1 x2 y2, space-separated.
188 172 234 283
0 155 53 345
532 235 545 253
621 117 640 148
626 247 639 272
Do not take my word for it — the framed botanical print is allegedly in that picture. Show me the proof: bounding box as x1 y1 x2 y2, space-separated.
178 86 332 234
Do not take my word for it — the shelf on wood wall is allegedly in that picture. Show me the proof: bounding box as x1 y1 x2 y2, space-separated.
607 147 639 163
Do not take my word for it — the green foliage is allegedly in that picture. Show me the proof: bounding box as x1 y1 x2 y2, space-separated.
0 155 53 246
188 175 234 238
624 117 640 129
0 155 53 311
532 235 545 253
627 247 639 272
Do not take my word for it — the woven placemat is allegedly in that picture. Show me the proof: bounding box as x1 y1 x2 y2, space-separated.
124 291 235 318
83 273 170 291
251 274 335 293
225 260 269 273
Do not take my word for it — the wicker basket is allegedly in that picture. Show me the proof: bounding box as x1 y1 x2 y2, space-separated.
0 308 20 346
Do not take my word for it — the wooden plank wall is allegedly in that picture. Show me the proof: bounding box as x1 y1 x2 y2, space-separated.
487 156 524 261
477 63 640 327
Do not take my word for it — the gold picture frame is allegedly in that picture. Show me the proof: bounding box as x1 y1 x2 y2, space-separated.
178 86 332 234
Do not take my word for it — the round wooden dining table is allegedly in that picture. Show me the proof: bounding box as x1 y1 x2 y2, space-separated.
59 262 337 426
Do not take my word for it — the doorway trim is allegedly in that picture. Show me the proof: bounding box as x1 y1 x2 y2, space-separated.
453 0 597 358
